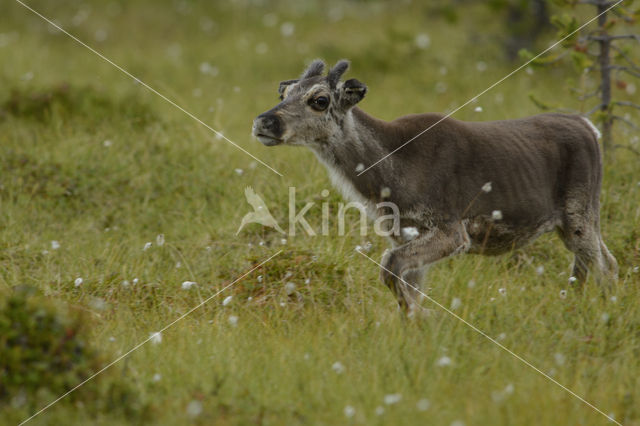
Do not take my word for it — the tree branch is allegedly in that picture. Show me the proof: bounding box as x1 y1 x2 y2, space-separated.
609 65 640 78
611 115 640 130
588 34 640 42
586 103 606 116
577 0 617 6
613 144 640 157
613 101 640 111
610 6 637 23
570 86 602 101
611 44 640 68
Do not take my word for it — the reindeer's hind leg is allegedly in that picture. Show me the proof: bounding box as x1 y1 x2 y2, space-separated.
599 234 618 281
380 222 470 312
557 201 617 286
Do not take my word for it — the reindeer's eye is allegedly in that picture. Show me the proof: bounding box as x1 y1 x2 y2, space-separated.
310 96 329 111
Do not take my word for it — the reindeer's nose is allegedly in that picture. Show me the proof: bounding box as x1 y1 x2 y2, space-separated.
255 113 282 136
253 113 284 146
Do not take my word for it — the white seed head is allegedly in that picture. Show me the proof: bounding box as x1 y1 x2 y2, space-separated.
416 398 430 411
380 187 391 198
280 22 295 37
284 282 296 295
568 276 577 284
481 182 492 193
536 266 544 275
355 163 365 173
450 297 462 310
414 33 431 49
143 242 152 251
474 106 483 112
51 240 61 250
498 287 506 296
222 295 233 306
343 405 355 418
559 289 567 299
234 168 244 175
156 234 165 246
491 210 503 221
186 400 203 418
228 315 239 326
384 393 402 405
74 277 83 287
332 361 345 374
149 332 162 345
181 281 197 290
436 356 452 367
401 226 420 242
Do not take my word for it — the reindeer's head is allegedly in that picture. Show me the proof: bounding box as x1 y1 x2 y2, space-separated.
252 59 367 147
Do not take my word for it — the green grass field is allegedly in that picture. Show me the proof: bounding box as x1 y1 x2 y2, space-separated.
1 1 639 425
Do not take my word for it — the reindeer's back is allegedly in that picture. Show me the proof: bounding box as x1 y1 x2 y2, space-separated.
387 113 601 225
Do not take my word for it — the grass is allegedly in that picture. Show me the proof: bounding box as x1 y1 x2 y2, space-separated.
1 0 639 425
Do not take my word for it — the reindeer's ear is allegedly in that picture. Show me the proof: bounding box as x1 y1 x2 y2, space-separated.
341 78 367 107
278 79 298 99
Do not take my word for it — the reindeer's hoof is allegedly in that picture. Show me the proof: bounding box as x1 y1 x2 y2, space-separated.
407 303 435 319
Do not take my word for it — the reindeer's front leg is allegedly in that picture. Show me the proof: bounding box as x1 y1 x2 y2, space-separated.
380 222 471 312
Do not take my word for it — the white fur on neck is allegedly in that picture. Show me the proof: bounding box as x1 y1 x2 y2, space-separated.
314 153 377 219
581 116 601 140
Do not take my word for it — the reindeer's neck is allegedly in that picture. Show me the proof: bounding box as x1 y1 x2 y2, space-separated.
310 107 395 208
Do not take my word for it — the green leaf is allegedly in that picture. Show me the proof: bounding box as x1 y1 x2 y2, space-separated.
528 93 557 111
570 51 594 71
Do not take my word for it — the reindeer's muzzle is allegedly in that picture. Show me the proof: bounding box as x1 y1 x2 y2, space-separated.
252 112 284 146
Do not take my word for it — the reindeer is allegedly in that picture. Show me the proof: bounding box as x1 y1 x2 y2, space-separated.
252 59 618 312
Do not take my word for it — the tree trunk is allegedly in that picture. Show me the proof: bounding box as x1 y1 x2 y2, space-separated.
597 0 613 156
